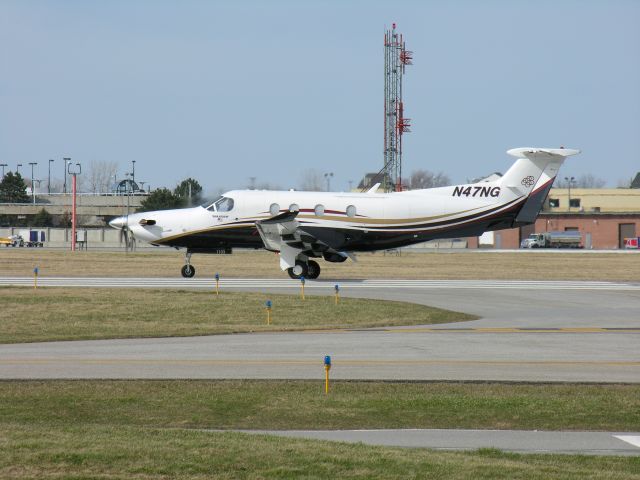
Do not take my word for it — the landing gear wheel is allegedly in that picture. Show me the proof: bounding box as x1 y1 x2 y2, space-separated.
287 261 309 279
307 260 321 279
181 264 196 278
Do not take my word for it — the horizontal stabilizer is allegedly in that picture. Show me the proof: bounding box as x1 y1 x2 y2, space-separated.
507 147 581 159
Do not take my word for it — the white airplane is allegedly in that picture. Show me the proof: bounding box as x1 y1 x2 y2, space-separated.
109 147 579 279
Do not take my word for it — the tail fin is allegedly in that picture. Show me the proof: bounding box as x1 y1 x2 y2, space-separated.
500 147 580 224
499 148 580 194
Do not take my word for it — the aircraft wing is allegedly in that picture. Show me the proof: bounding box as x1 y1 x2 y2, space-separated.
255 210 346 270
255 210 301 252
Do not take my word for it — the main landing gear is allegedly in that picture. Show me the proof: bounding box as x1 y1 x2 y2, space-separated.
181 251 196 278
287 260 320 280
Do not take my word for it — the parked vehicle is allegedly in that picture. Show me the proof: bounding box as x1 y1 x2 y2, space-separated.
0 230 45 247
624 237 640 249
520 231 582 249
0 235 24 247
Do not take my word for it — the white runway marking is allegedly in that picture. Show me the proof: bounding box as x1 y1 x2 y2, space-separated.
2 277 640 291
615 436 640 449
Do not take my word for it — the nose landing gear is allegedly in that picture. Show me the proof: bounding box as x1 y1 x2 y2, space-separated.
181 252 196 278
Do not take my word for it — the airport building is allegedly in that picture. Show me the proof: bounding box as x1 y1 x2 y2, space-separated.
486 188 640 249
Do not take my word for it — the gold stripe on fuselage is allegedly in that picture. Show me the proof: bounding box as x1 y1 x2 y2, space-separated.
153 200 511 245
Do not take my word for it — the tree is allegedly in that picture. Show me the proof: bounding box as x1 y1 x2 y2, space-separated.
174 178 203 206
30 208 54 227
137 188 184 212
58 211 72 227
86 160 118 193
299 169 324 191
555 174 606 188
408 169 451 189
0 172 29 203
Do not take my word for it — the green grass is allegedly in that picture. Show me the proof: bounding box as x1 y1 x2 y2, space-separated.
0 287 476 343
2 425 639 480
2 380 639 432
1 380 640 479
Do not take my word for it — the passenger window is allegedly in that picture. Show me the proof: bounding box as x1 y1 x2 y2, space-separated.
269 203 280 216
314 204 325 216
289 203 300 212
346 205 356 218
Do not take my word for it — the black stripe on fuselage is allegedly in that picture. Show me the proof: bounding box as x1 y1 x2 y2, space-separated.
153 196 527 252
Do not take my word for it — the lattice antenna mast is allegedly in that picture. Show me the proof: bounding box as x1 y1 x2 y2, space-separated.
383 23 412 192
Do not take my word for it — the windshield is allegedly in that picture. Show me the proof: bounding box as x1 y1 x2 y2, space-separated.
206 196 234 212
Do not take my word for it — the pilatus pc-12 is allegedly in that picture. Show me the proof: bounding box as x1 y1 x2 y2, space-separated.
109 147 579 279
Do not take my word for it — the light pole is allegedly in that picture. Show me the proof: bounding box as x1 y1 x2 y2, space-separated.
564 176 575 211
48 159 54 194
0 163 7 178
68 162 81 251
324 172 334 192
16 163 22 175
63 157 71 193
131 160 136 186
28 162 38 204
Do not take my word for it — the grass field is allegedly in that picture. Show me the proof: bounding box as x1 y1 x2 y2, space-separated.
1 380 639 479
0 287 475 343
3 380 639 432
1 248 639 280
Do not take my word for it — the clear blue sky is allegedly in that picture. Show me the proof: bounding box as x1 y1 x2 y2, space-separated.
1 0 639 194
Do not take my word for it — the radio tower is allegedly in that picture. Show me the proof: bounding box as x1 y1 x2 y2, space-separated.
383 23 412 192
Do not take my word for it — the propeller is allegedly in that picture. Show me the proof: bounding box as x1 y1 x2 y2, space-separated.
109 215 135 251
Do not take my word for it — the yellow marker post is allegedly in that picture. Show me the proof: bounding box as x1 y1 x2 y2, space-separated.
300 276 305 300
334 284 340 305
214 273 220 296
324 355 331 394
33 266 39 289
265 300 272 325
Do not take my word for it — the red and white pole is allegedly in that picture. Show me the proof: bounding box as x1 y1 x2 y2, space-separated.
71 173 77 251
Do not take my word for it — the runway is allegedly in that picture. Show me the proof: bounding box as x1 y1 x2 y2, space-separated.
242 429 640 456
1 277 639 382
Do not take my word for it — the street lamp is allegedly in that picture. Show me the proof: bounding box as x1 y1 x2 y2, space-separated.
131 160 136 186
63 157 71 193
564 176 576 211
324 172 334 192
28 162 38 204
48 159 55 194
0 163 7 178
16 163 22 175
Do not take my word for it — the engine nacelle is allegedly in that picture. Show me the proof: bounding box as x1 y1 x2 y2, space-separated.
323 252 347 263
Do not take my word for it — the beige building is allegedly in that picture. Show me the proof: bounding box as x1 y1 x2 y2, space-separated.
543 188 640 214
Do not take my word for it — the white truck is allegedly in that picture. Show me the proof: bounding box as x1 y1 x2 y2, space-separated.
520 231 582 249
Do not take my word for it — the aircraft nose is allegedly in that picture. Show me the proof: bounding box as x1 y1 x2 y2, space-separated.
109 216 127 229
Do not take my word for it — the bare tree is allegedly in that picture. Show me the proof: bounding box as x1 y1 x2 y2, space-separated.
555 174 607 188
86 160 118 193
408 169 451 190
298 169 324 191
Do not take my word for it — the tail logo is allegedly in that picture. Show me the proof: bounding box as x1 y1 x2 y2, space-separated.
521 176 535 187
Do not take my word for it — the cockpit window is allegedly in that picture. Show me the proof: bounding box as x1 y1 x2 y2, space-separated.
206 196 234 212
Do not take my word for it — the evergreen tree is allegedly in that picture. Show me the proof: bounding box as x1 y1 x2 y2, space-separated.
0 172 29 203
30 208 54 227
174 178 203 206
137 188 185 212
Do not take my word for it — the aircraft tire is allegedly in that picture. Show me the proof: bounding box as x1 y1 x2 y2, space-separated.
307 260 320 279
287 268 299 279
181 265 196 278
